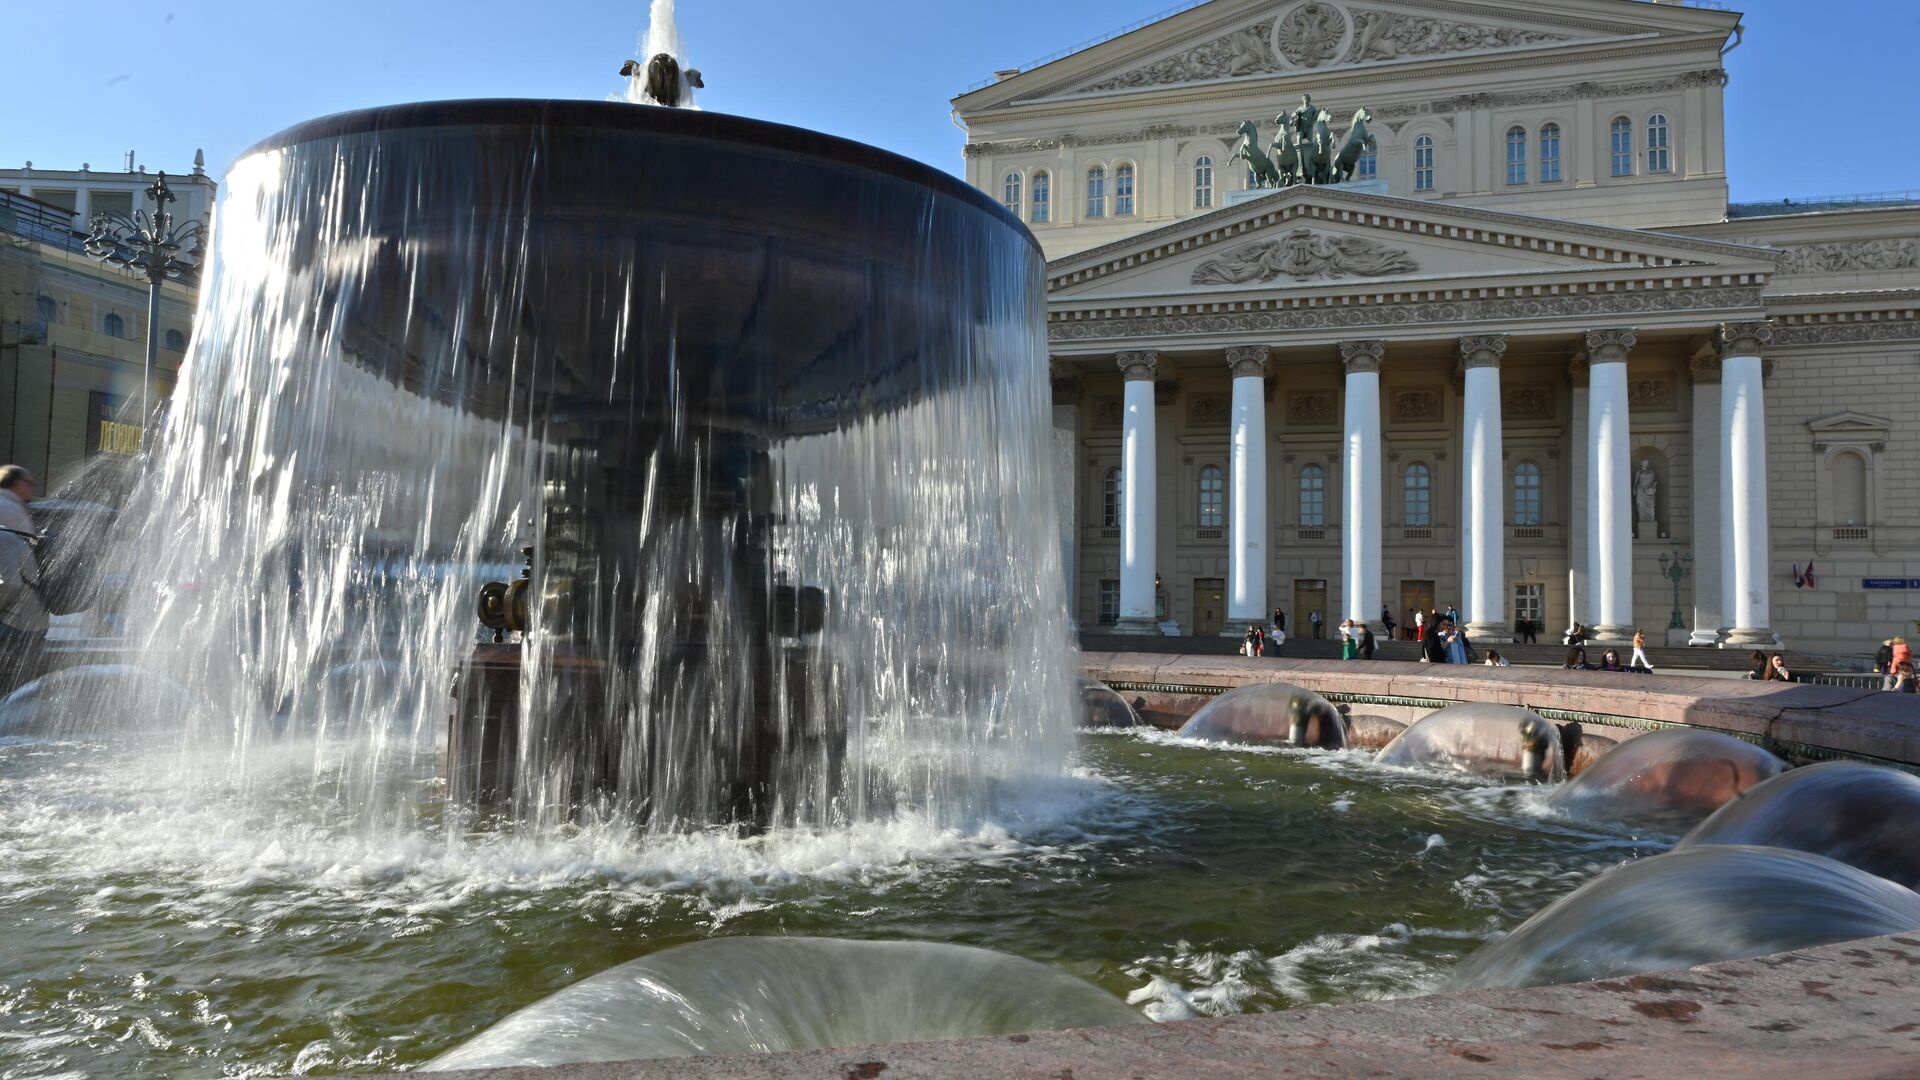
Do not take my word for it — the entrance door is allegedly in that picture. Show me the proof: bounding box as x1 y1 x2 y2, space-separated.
1193 578 1226 637
1293 579 1327 638
1400 580 1435 639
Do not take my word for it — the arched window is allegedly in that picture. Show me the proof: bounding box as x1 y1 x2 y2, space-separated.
1299 465 1326 527
1193 156 1213 209
1539 123 1562 183
1102 468 1123 529
164 328 186 351
1358 144 1377 179
1414 135 1435 192
1513 462 1543 527
1505 126 1527 185
1610 117 1633 177
1114 163 1135 216
1198 466 1224 528
35 294 56 324
1833 452 1868 526
1085 165 1106 219
1030 170 1050 223
1404 463 1432 527
103 313 125 338
1646 113 1671 173
1001 171 1022 213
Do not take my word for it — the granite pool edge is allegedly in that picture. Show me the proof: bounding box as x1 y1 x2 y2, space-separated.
351 931 1920 1078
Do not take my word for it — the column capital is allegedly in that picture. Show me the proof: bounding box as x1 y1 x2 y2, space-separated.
1225 345 1269 378
1458 334 1508 369
1568 353 1590 387
1116 351 1159 381
1583 328 1638 364
1339 339 1385 374
1688 347 1721 385
1716 320 1774 360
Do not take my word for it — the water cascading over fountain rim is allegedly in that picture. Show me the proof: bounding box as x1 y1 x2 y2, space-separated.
239 98 1040 254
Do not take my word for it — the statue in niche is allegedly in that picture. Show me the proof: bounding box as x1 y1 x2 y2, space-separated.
1633 459 1660 538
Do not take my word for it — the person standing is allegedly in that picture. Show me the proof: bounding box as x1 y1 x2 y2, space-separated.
1890 637 1913 691
1381 605 1396 641
1445 603 1460 625
1339 619 1358 659
1358 622 1376 660
1242 625 1260 657
1630 628 1653 672
1272 607 1286 634
1413 609 1425 643
0 465 48 691
1764 654 1793 682
1267 624 1285 658
1519 618 1537 645
1310 609 1323 639
1875 638 1896 689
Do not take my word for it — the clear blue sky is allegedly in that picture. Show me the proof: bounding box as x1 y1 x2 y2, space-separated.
1 0 1913 203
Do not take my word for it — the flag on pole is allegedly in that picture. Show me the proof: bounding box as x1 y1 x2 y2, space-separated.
1792 563 1805 588
1805 561 1818 589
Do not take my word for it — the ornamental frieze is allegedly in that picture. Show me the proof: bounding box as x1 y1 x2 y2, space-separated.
1392 387 1444 422
966 70 1726 156
1766 239 1919 276
1503 384 1555 421
1047 286 1767 342
1191 228 1418 284
1627 376 1675 411
1347 8 1565 65
1288 391 1337 425
1769 320 1920 347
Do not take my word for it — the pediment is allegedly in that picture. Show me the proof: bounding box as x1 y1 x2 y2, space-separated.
1047 186 1775 300
1806 411 1893 441
960 0 1734 107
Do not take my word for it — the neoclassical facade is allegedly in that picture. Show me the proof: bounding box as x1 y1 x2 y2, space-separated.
954 0 1920 652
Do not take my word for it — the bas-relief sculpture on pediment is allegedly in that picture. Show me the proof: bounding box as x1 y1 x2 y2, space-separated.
1191 228 1418 284
1076 0 1573 94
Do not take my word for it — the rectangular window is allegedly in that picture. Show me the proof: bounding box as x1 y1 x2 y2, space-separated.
1115 166 1135 216
1505 131 1526 185
1646 117 1671 174
1299 470 1326 528
1414 139 1435 192
1098 580 1120 626
1514 583 1544 631
1358 148 1376 179
1540 127 1561 182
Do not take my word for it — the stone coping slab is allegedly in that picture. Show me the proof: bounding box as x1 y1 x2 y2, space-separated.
1085 654 1920 767
356 932 1920 1079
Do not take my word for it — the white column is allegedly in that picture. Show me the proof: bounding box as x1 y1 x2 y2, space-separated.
1585 329 1637 643
1568 362 1589 627
1460 335 1509 641
1720 322 1776 645
1225 346 1270 632
1688 354 1725 645
1114 352 1160 634
1051 375 1080 627
1340 340 1384 624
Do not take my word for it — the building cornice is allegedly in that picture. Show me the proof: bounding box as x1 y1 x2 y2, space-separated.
1045 185 1774 290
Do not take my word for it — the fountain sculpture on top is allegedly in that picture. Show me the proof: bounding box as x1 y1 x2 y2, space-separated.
77 0 1072 837
618 0 703 108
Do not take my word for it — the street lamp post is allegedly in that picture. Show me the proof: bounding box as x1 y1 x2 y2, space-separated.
85 172 203 438
1657 550 1692 633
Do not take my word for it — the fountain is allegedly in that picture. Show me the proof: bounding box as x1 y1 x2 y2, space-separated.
6 9 1920 1077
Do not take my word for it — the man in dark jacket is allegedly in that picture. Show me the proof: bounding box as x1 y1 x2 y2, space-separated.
1359 622 1376 660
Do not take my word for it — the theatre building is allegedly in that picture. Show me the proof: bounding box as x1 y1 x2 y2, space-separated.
954 0 1920 653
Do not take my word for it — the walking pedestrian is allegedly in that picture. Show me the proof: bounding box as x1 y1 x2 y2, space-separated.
1340 619 1358 660
1630 628 1653 672
1381 605 1396 641
1876 638 1897 689
0 465 47 692
1358 622 1376 660
1268 625 1285 658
